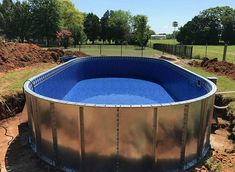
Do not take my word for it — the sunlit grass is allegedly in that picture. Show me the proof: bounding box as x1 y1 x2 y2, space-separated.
0 63 56 100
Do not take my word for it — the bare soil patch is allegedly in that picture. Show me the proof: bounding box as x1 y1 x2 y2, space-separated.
188 58 235 80
0 93 25 121
0 42 87 72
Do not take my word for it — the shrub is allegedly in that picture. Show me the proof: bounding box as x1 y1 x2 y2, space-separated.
56 30 72 49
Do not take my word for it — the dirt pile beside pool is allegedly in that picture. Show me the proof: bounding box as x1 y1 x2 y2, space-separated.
0 42 87 72
188 58 235 80
0 93 25 120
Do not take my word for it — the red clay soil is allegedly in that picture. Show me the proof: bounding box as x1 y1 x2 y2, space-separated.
0 93 25 121
0 42 88 72
188 58 235 80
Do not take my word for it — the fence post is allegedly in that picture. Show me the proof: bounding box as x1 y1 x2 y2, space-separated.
223 44 227 62
121 44 123 56
190 46 193 59
141 46 144 57
205 43 208 58
100 44 102 56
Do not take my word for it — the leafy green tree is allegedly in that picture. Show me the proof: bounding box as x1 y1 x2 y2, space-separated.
58 0 84 29
68 24 86 47
177 14 220 45
177 6 235 45
13 1 32 42
84 13 100 44
100 10 112 43
201 6 235 44
58 0 85 46
108 10 132 44
29 0 60 46
133 15 149 47
0 0 15 39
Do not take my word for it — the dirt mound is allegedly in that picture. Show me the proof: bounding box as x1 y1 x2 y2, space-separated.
189 58 235 80
0 93 25 120
0 42 88 72
64 50 87 57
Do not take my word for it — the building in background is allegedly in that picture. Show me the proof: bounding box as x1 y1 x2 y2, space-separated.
150 34 166 40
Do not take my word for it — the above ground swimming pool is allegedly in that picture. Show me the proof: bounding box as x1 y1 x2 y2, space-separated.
24 56 216 172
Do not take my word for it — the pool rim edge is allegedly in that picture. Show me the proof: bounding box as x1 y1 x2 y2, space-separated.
23 56 217 108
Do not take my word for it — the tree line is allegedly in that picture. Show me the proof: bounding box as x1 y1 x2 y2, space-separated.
0 0 155 47
176 6 235 45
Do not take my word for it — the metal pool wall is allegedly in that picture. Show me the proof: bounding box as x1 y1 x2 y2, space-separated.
24 57 216 172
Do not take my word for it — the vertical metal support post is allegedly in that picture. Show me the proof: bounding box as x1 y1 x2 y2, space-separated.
50 102 58 167
197 100 207 159
205 96 216 148
32 98 41 154
223 43 228 62
79 107 85 172
116 108 120 172
27 95 34 144
153 108 158 165
180 104 189 169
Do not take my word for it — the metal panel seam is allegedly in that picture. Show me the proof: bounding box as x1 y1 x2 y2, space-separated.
50 102 58 167
79 106 85 172
180 104 189 169
33 97 42 155
153 108 158 164
116 107 120 172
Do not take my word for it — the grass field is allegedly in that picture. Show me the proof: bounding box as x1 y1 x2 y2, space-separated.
193 45 235 63
148 39 235 63
0 63 56 100
149 39 178 45
186 66 235 94
69 45 163 57
186 65 235 111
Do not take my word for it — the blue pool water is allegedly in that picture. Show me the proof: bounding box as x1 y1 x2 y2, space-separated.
63 78 175 105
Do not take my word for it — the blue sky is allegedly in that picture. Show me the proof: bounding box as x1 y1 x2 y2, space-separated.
72 0 235 34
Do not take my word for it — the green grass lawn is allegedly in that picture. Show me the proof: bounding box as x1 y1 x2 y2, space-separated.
148 40 235 63
68 45 164 57
186 66 235 99
0 63 56 100
148 39 178 45
192 45 235 63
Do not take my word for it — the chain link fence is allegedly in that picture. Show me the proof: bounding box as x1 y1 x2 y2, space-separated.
153 43 193 59
75 44 161 57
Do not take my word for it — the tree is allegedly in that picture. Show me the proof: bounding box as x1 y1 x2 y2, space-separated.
58 0 85 46
177 6 235 45
57 29 72 48
84 13 100 44
108 10 132 44
133 15 149 47
68 24 86 47
177 14 220 45
201 6 235 44
100 10 112 43
58 0 84 29
29 0 60 46
0 0 15 39
12 1 32 42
